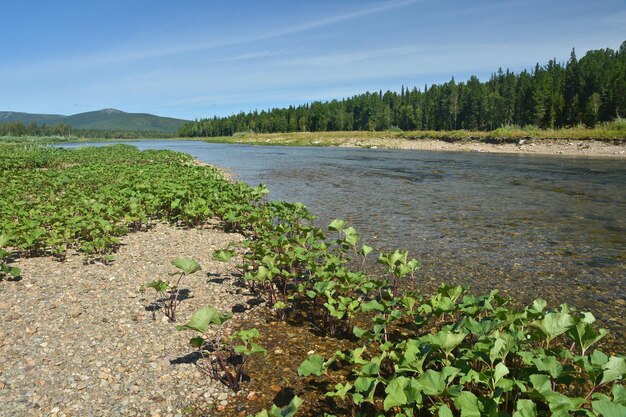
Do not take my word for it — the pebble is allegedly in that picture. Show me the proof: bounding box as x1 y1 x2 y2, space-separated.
1 224 258 416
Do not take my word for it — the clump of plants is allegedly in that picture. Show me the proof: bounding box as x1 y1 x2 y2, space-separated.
144 257 202 322
298 286 626 417
177 305 266 392
0 145 266 264
0 234 20 280
211 202 624 416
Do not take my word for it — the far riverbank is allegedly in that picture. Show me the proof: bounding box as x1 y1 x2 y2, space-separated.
200 131 626 158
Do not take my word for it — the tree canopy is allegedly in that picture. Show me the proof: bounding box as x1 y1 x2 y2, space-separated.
178 41 626 137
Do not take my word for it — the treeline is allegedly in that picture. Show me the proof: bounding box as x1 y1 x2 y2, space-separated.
0 122 175 139
178 41 626 137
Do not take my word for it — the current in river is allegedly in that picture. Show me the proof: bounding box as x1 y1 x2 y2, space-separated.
63 140 626 343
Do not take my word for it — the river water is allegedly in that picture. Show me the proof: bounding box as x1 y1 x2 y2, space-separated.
64 140 626 342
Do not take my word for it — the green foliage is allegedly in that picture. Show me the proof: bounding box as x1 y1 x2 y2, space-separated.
3 143 623 416
0 145 262 263
297 286 624 416
171 257 202 275
175 305 232 333
247 396 303 417
177 305 264 392
178 41 626 136
145 257 202 322
0 234 20 280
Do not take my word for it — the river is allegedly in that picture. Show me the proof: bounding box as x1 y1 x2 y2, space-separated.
63 140 626 343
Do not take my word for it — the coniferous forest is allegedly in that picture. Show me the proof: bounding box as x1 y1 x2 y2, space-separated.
178 42 626 137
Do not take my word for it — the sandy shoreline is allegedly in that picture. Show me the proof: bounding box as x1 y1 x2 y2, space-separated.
337 137 626 157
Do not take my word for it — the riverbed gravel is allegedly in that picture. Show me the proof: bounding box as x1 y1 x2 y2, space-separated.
0 222 258 417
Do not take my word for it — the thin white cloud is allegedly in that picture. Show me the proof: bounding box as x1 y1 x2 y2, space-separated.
212 50 286 63
604 11 626 26
2 0 420 76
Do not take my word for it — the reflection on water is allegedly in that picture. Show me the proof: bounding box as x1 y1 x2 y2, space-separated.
63 141 626 342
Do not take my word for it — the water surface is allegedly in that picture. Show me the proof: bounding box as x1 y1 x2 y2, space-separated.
63 140 626 341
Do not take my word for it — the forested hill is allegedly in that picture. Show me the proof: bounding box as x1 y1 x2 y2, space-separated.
178 41 626 137
0 109 188 133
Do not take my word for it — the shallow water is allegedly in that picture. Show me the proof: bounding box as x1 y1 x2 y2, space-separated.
63 140 626 341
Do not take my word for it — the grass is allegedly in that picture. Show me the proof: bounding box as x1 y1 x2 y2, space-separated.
4 119 624 149
199 121 626 147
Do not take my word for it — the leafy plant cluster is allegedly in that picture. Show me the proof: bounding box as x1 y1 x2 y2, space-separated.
176 304 266 392
143 257 203 322
141 257 266 396
0 144 265 264
299 289 625 416
210 200 624 415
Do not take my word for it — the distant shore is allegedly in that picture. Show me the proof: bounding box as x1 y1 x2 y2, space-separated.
3 131 625 157
201 131 626 158
340 137 626 157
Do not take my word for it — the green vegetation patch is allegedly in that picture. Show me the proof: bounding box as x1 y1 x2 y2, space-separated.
0 144 262 271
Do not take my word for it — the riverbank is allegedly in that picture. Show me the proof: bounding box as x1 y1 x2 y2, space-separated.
203 131 626 157
0 222 263 416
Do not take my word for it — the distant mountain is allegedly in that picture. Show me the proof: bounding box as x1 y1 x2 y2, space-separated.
0 111 65 124
0 109 188 133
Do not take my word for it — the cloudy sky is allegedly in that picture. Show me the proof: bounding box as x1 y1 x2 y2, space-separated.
2 0 624 119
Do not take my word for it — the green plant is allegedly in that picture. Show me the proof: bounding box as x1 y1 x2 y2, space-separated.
0 234 20 280
298 287 625 417
176 305 266 392
145 257 201 322
247 395 303 417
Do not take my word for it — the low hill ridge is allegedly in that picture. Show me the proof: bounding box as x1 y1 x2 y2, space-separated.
0 109 188 133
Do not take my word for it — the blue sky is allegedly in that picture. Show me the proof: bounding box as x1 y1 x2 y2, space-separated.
1 0 624 120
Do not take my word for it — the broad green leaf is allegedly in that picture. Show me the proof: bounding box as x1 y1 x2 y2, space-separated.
354 376 377 393
250 343 266 354
532 311 576 342
426 330 467 355
175 305 231 333
529 374 552 395
328 219 346 232
512 399 537 417
494 362 510 384
438 404 454 417
361 300 385 312
613 384 626 406
146 279 169 292
270 395 303 417
212 249 236 262
189 336 205 349
327 382 352 399
298 354 325 377
532 355 563 379
415 370 446 396
236 328 261 341
601 356 626 385
532 299 547 312
353 326 369 338
384 376 409 410
343 227 359 246
453 391 482 417
172 257 201 275
592 398 626 417
567 320 608 355
489 337 508 363
360 244 373 257
360 361 380 376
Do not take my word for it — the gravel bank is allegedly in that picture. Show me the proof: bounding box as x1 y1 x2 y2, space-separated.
0 222 257 417
341 137 626 157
